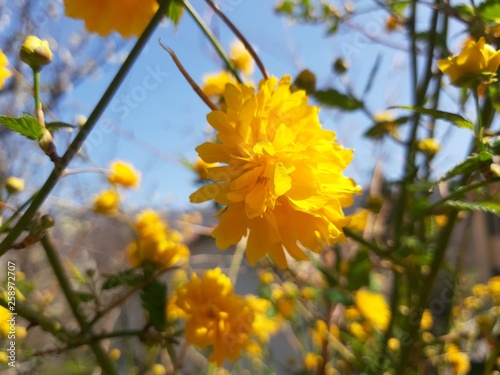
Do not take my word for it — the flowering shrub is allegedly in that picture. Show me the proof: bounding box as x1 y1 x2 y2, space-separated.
0 1 499 374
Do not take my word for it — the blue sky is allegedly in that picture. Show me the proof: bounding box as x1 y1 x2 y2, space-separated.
5 0 479 214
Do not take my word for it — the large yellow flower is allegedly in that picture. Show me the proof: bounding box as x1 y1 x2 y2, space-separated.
437 37 500 85
0 51 11 90
190 76 360 268
175 268 254 365
64 0 159 38
127 210 190 268
355 290 390 331
201 71 237 97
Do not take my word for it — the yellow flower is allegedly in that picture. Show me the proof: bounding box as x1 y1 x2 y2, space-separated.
190 76 360 269
193 157 217 181
437 37 500 85
246 295 281 343
388 337 400 352
92 190 120 214
258 270 274 284
166 294 187 321
127 210 190 269
355 290 390 331
420 309 433 331
64 0 159 38
488 276 500 303
348 322 367 340
175 268 254 365
304 352 323 371
344 306 361 320
417 138 440 156
472 283 488 297
230 40 254 75
347 208 369 232
108 161 140 188
311 320 329 348
150 364 166 375
0 306 11 337
446 344 470 375
108 348 121 361
434 214 448 228
5 176 25 194
0 51 11 90
201 71 237 97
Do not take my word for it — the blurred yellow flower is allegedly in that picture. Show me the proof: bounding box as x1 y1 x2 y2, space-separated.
258 270 274 284
175 268 254 365
304 352 323 370
108 348 121 361
193 157 218 181
0 51 11 90
434 214 448 228
246 295 281 343
92 190 120 214
5 176 25 194
166 294 187 321
488 276 500 303
230 40 254 75
0 306 11 337
201 71 237 97
127 210 190 269
64 0 159 38
385 15 401 32
108 161 140 188
417 138 440 156
437 37 500 85
150 364 166 375
472 283 488 297
344 306 361 320
388 337 400 352
347 208 369 232
190 75 360 268
355 290 390 331
348 322 367 340
420 309 433 331
446 344 470 375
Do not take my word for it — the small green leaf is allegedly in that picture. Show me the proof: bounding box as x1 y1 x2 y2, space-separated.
46 122 76 132
439 151 493 182
445 200 500 216
76 292 95 302
478 0 500 22
324 289 352 305
313 89 363 111
392 106 474 130
102 269 144 290
141 280 167 331
165 0 184 26
0 114 43 140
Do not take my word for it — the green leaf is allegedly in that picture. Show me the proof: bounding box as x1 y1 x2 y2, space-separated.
0 114 43 140
486 136 500 155
392 106 474 130
478 0 500 22
102 269 144 290
439 151 493 182
141 280 167 331
165 0 184 26
444 200 500 216
76 292 95 302
346 251 371 291
313 89 363 111
324 288 352 305
46 122 76 132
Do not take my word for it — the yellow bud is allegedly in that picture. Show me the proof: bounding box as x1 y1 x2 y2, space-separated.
5 176 24 194
388 337 400 352
150 364 166 375
417 138 440 156
109 348 121 361
20 36 53 71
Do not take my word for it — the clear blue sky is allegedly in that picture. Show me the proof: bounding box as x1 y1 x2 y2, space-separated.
20 0 475 213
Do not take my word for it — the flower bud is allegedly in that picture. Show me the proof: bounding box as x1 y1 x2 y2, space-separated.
334 57 349 74
40 215 55 229
6 176 24 194
20 36 53 71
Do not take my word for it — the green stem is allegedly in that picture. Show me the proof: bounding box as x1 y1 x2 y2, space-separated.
228 238 246 285
473 88 485 152
182 0 242 83
422 177 500 216
0 193 36 233
41 234 118 375
0 296 69 341
33 70 41 120
0 1 168 256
